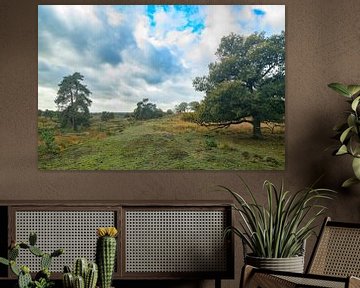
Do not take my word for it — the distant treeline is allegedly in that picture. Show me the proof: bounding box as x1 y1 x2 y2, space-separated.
38 99 199 123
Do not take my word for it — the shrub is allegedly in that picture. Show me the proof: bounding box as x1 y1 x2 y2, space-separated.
39 128 59 155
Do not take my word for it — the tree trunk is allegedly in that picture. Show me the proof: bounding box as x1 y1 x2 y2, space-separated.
252 117 263 139
70 90 75 131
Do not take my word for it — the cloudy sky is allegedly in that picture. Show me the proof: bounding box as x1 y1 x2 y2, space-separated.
38 5 285 112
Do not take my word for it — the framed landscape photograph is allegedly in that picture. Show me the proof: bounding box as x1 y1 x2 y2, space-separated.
38 5 285 170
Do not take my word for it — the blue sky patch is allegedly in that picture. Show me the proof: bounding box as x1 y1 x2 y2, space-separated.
253 8 266 16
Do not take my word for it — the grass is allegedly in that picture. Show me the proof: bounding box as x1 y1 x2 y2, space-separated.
38 114 285 170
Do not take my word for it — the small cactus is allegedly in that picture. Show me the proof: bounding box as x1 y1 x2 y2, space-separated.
51 248 64 257
18 269 32 288
29 245 44 257
74 275 85 288
63 259 98 288
9 247 19 260
41 253 52 270
96 227 118 288
63 272 74 288
74 258 88 279
0 232 63 288
85 263 98 288
29 232 37 246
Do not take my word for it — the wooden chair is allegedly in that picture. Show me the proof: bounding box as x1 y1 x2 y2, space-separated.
241 217 360 288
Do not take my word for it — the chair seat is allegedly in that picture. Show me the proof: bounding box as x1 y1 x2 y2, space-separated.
277 274 346 288
243 266 360 288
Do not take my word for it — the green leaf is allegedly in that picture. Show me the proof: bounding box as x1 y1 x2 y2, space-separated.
336 144 348 155
351 96 360 111
328 83 351 97
352 157 360 179
340 127 352 143
347 85 360 97
342 177 360 188
347 114 356 128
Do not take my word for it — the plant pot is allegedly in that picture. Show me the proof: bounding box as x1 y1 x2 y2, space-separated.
245 254 304 273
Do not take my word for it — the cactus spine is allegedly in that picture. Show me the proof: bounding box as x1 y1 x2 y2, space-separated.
96 227 118 288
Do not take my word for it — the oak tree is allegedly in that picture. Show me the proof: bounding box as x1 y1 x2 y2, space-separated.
193 32 285 138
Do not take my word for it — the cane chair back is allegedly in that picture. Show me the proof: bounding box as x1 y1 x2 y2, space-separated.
307 217 360 278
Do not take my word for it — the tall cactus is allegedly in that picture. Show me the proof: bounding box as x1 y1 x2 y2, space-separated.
96 227 118 288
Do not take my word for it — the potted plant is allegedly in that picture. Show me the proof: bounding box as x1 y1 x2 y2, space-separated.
328 82 360 187
223 179 334 273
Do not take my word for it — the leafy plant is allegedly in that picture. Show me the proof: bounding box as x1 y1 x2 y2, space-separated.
223 179 334 258
38 128 59 156
328 83 360 187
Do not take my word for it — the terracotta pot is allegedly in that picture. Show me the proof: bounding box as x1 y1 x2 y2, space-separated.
245 254 304 273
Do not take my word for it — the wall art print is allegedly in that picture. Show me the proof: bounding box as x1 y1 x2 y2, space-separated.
38 5 285 170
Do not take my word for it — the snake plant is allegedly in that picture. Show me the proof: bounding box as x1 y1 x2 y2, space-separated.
328 82 360 187
223 179 335 258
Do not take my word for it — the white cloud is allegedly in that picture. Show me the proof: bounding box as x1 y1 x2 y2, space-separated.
105 6 124 27
52 5 103 30
38 86 58 111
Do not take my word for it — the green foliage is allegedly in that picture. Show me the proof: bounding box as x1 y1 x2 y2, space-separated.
204 136 217 149
100 111 115 122
188 101 200 112
166 109 174 115
193 32 285 138
39 128 60 156
175 102 188 113
38 115 285 170
133 98 164 120
223 179 335 258
55 72 92 131
329 82 360 187
32 278 54 288
180 112 197 123
0 233 63 288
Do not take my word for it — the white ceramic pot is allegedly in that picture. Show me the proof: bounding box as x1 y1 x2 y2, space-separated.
245 254 305 273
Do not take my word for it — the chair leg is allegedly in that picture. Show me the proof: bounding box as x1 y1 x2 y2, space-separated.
215 278 221 288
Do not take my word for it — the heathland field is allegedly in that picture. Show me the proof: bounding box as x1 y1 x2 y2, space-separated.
38 114 285 170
